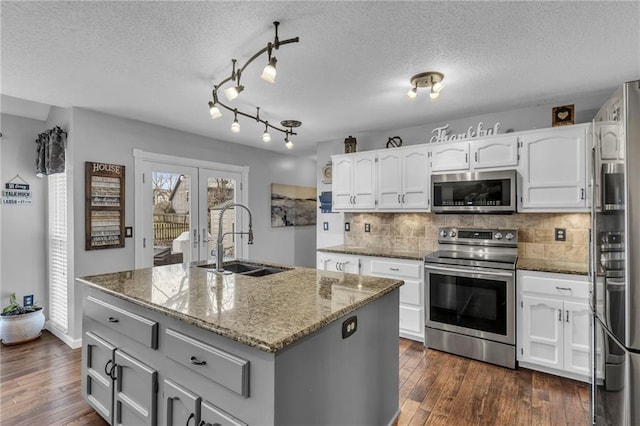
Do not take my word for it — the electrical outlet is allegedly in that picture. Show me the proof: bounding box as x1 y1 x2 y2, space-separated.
23 295 34 307
364 223 370 233
344 222 350 232
323 222 329 231
342 316 357 339
555 228 566 241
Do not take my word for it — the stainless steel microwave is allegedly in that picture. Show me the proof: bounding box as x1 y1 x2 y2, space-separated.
431 170 517 213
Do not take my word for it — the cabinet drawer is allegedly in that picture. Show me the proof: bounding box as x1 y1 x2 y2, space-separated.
164 329 250 397
399 279 421 306
86 296 158 349
399 305 423 334
370 260 421 278
518 271 589 299
201 400 246 426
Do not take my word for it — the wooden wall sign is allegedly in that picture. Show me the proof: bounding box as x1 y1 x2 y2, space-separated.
85 162 125 250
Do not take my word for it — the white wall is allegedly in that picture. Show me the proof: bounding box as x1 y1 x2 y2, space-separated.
315 92 609 246
0 113 47 313
69 108 317 339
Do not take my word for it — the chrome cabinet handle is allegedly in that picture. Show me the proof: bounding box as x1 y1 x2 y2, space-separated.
389 267 399 271
353 195 356 204
105 360 117 380
465 153 468 163
556 286 572 291
186 412 195 426
108 317 119 323
581 188 585 200
566 310 569 323
398 194 401 203
558 309 562 322
402 194 405 203
189 356 206 366
475 152 478 162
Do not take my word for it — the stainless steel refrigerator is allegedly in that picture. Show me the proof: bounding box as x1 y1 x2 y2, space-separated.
591 80 640 425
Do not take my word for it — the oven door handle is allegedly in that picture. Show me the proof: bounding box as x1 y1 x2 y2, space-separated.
425 264 514 277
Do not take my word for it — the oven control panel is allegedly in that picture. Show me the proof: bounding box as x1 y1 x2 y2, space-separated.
438 228 518 245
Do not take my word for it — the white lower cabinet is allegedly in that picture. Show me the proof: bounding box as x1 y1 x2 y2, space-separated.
317 251 425 342
517 270 592 382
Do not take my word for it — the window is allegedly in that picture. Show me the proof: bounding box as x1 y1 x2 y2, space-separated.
48 171 68 333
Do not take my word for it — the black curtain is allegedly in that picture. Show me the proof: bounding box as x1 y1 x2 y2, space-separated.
36 126 66 177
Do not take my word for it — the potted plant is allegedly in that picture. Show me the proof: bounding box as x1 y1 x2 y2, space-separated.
0 293 45 345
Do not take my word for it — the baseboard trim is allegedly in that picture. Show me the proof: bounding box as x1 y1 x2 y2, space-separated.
45 322 81 349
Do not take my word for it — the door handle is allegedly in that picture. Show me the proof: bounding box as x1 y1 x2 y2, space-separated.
193 229 199 248
189 356 207 366
202 228 209 247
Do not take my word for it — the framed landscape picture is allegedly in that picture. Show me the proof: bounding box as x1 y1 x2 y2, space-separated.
271 183 317 227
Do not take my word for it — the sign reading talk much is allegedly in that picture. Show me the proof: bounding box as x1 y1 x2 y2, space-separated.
430 122 501 143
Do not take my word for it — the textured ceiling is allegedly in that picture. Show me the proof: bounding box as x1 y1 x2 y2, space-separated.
2 1 639 156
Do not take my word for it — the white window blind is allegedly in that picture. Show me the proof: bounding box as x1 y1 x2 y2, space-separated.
48 171 68 333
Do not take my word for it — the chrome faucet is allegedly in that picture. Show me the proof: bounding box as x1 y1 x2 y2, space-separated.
216 203 253 272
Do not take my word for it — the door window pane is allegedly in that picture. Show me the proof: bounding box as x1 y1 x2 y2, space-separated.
207 177 236 260
152 172 191 266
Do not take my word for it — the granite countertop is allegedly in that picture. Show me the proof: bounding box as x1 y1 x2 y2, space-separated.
77 260 403 353
317 245 425 261
516 258 589 275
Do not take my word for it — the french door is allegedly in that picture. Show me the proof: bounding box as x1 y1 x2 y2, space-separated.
134 151 247 269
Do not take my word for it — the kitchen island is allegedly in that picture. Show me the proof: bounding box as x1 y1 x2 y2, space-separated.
77 261 403 426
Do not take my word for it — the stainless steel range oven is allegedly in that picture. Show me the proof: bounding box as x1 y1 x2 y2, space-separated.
424 228 518 369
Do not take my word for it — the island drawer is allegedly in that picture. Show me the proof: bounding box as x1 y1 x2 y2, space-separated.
370 259 421 278
164 328 250 397
85 296 158 349
201 400 247 426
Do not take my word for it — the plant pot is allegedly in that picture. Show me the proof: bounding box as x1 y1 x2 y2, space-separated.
0 309 45 345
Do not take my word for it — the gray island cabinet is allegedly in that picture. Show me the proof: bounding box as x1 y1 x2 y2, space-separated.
77 262 402 426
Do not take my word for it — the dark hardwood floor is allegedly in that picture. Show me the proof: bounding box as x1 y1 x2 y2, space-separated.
1 332 590 425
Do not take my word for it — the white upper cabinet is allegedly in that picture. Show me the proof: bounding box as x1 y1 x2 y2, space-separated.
597 122 624 161
430 143 470 172
377 145 429 210
430 135 518 173
518 124 589 211
332 152 376 211
471 136 519 169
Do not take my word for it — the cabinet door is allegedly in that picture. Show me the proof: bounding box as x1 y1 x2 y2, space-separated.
471 137 518 169
377 150 403 210
521 294 564 369
520 126 587 210
164 379 201 426
113 350 157 426
332 156 353 210
201 400 246 426
598 123 624 160
352 153 377 209
563 301 591 377
84 332 116 424
401 146 430 209
430 142 470 172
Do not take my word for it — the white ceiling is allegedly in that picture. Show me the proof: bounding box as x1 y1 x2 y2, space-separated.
2 1 639 157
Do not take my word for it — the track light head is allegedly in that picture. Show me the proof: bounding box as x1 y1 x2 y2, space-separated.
208 101 222 119
261 57 278 83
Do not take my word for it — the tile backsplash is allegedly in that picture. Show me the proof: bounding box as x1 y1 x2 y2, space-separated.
344 212 590 263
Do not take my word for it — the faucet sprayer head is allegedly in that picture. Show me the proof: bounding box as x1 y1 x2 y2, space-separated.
248 225 254 245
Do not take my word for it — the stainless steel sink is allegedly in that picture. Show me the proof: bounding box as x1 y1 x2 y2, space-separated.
197 261 290 276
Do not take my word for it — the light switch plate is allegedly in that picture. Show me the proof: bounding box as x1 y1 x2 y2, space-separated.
323 222 329 231
125 227 133 238
344 222 350 232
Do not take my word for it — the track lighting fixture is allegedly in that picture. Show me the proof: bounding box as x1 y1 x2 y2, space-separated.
207 21 302 148
407 71 445 102
261 57 278 83
231 110 240 133
262 122 271 142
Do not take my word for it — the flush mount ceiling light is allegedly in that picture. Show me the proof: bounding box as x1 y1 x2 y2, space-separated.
407 71 445 102
208 21 302 149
